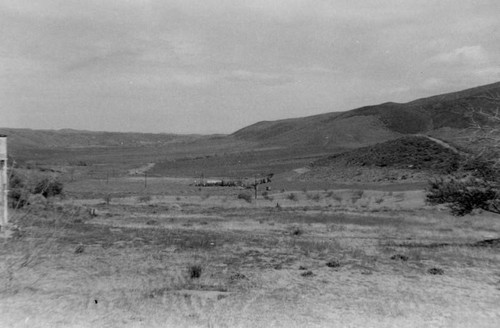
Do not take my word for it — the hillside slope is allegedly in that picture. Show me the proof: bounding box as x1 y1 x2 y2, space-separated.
300 136 466 184
314 136 463 173
232 81 500 149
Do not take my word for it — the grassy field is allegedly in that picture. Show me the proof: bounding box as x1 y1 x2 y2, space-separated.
1 176 499 327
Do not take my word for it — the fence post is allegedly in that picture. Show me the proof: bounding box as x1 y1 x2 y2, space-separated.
0 135 8 231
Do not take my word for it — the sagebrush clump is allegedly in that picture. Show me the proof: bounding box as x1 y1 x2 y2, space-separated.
8 169 63 208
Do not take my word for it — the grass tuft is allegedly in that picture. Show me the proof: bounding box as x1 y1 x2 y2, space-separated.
287 193 298 201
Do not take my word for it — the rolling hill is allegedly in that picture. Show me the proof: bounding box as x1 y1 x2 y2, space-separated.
0 128 205 150
2 80 499 175
231 81 500 149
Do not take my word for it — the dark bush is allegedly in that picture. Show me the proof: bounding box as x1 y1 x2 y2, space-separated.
33 177 63 198
8 188 30 208
461 156 499 182
8 169 64 208
390 254 409 261
326 260 341 268
189 265 202 279
427 177 499 216
290 226 303 236
427 267 444 275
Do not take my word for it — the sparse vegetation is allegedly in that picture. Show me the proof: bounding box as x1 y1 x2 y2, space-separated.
427 267 444 275
426 93 500 217
306 192 321 202
290 226 303 236
261 191 274 201
8 169 63 208
427 176 499 216
314 136 463 173
427 153 500 216
137 194 152 203
300 270 314 277
326 260 341 268
2 88 500 327
237 192 253 203
103 194 112 205
390 254 409 261
351 190 364 203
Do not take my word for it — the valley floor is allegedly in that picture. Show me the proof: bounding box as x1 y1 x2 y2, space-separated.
1 180 499 327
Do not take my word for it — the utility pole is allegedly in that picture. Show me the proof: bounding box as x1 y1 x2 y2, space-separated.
144 171 147 188
0 135 8 231
254 176 258 200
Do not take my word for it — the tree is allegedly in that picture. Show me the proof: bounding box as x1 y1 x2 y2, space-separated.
427 91 500 216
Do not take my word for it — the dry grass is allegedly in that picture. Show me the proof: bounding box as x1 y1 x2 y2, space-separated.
1 182 500 327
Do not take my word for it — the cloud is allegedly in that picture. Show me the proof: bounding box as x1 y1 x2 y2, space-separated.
471 66 500 80
224 70 294 86
420 78 445 90
2 1 500 133
171 72 214 86
429 45 490 65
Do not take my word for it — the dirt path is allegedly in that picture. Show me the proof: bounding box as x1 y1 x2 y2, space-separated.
418 135 463 155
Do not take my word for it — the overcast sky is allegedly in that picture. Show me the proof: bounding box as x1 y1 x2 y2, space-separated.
1 0 499 134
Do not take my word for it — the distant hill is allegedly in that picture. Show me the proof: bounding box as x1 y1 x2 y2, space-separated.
2 81 500 172
232 81 500 149
0 128 205 151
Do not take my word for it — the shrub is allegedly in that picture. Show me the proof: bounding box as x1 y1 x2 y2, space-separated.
8 169 63 208
427 177 499 216
326 260 341 268
390 254 409 261
189 265 202 279
461 156 499 181
287 193 298 201
307 193 321 202
33 177 63 198
237 192 253 203
427 267 444 275
8 188 30 208
290 226 303 236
